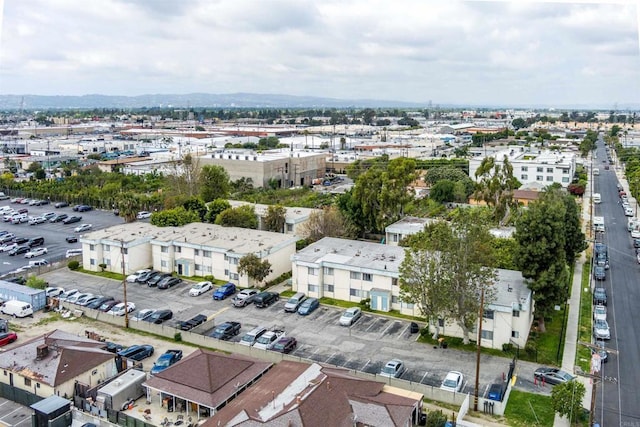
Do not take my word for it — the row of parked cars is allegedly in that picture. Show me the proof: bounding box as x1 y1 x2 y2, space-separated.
126 269 183 289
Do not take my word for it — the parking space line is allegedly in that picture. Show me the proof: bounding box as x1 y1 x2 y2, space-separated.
365 319 379 332
325 352 336 363
397 323 410 339
15 417 31 426
378 320 395 338
361 359 371 371
343 356 352 367
0 400 8 407
209 306 230 319
420 371 430 384
1 407 22 420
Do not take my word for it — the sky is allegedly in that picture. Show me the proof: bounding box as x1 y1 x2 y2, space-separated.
0 0 639 107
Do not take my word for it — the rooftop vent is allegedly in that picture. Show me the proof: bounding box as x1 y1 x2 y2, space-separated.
36 344 49 360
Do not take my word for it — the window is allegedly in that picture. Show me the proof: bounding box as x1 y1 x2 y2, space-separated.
392 278 398 287
36 383 40 388
547 167 553 173
521 166 528 172
195 249 200 256
438 318 445 327
392 233 399 242
350 288 362 297
481 330 493 340
308 284 319 292
89 244 95 251
521 174 528 180
562 177 570 183
536 175 543 181
228 256 237 264
24 378 31 387
323 284 334 292
102 244 110 251
195 264 202 271
363 273 372 282
121 248 128 255
512 331 520 338
308 267 318 276
161 246 168 253
102 258 111 266
536 167 543 172
546 176 553 181
224 269 229 276
203 250 212 257
405 303 414 309
230 272 239 280
90 258 96 266
483 310 494 319
512 310 520 317
391 295 398 304
323 267 334 276
175 246 181 253
562 169 570 174
161 260 168 268
205 266 212 273
286 224 293 232
350 271 361 280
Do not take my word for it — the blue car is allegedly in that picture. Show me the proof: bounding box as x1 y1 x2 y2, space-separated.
213 283 236 300
297 297 319 315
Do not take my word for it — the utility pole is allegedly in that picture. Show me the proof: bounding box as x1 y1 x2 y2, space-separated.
474 287 485 412
121 240 129 328
577 341 618 427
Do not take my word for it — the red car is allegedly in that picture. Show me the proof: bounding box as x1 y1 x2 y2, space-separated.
0 332 18 346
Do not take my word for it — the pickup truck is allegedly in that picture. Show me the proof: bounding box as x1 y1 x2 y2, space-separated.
150 349 183 375
253 329 285 350
178 314 208 331
209 321 241 340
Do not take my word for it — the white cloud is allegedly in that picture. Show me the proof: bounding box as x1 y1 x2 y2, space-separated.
0 0 638 106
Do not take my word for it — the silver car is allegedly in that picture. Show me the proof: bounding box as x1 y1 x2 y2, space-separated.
593 319 610 340
339 307 362 326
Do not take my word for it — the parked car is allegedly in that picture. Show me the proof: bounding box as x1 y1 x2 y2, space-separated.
339 307 362 326
440 371 464 392
136 211 152 220
210 321 241 340
232 288 259 307
253 330 285 350
593 305 607 322
0 233 15 244
28 216 46 225
8 245 29 256
65 236 79 243
253 291 279 308
126 269 151 283
49 213 68 223
0 242 18 253
42 212 56 220
62 216 82 224
58 289 79 302
54 201 69 208
136 270 160 284
108 302 136 316
24 247 47 258
76 294 97 306
178 314 208 331
104 342 124 354
593 288 608 305
271 336 297 354
533 367 575 385
593 319 611 340
213 283 236 300
131 309 155 322
150 350 183 375
73 205 92 212
86 296 114 309
98 300 121 312
117 344 154 361
0 332 18 347
189 281 213 296
147 273 171 287
157 276 182 289
593 266 606 281
74 224 92 232
15 237 30 246
284 292 307 313
297 297 319 315
45 287 65 298
592 340 608 364
146 309 173 324
487 383 504 401
379 359 406 378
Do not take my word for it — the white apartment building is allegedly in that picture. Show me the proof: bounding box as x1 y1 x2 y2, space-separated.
227 201 319 235
384 216 440 246
80 222 298 287
291 237 533 349
468 147 576 188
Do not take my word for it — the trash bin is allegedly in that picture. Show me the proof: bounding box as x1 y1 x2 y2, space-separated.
441 341 448 349
410 322 419 334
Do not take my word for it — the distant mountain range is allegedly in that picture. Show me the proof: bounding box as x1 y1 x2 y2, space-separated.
0 93 637 110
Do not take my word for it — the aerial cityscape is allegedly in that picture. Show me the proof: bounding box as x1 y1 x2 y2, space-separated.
0 1 639 427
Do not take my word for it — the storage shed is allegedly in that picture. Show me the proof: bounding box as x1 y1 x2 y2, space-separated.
30 395 71 427
0 280 46 310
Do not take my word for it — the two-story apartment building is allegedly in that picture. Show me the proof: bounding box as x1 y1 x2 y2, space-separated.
227 201 319 235
291 237 533 349
80 222 298 287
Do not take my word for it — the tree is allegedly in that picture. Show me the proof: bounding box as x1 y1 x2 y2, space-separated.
26 275 47 290
199 165 230 202
150 206 200 227
511 118 527 130
34 169 46 180
429 180 456 203
473 156 520 225
263 205 286 233
299 206 354 243
183 197 207 221
167 153 201 198
563 194 587 265
238 253 272 285
551 380 586 425
215 205 258 229
115 192 142 223
205 199 231 223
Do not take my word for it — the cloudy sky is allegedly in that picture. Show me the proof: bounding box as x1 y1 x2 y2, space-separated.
0 0 639 107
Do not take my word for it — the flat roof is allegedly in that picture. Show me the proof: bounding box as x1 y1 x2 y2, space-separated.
227 200 319 223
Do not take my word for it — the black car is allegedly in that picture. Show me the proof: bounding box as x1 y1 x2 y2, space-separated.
145 309 173 324
54 201 69 208
136 270 159 284
253 291 279 308
65 236 78 243
271 336 297 354
104 341 124 354
209 321 241 340
87 296 114 310
7 276 26 285
75 205 93 212
117 344 154 361
157 277 182 289
148 273 171 287
62 216 82 224
8 245 29 256
593 287 607 305
50 214 68 223
12 237 28 246
178 314 208 331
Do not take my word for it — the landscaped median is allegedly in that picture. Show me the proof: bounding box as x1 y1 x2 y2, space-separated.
576 260 593 373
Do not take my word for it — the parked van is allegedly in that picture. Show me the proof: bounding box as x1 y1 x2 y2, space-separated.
593 168 600 176
593 193 601 204
27 237 45 247
66 249 83 258
239 326 267 347
0 300 34 318
284 292 306 313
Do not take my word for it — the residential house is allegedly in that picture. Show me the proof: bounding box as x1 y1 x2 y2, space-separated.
205 360 423 427
143 349 272 419
0 330 117 400
291 237 533 349
80 222 297 287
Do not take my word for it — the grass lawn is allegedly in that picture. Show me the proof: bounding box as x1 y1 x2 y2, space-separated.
504 390 555 427
576 260 593 373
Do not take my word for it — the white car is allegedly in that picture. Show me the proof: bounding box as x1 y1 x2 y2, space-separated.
625 207 634 217
440 371 464 392
189 281 213 296
45 287 65 298
131 308 155 321
74 223 92 232
107 302 136 316
631 229 640 239
136 211 152 220
25 247 48 258
593 305 607 322
28 216 46 225
339 307 362 326
0 242 18 253
126 269 151 283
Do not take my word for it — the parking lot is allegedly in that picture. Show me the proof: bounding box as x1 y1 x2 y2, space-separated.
38 269 545 397
0 201 125 276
